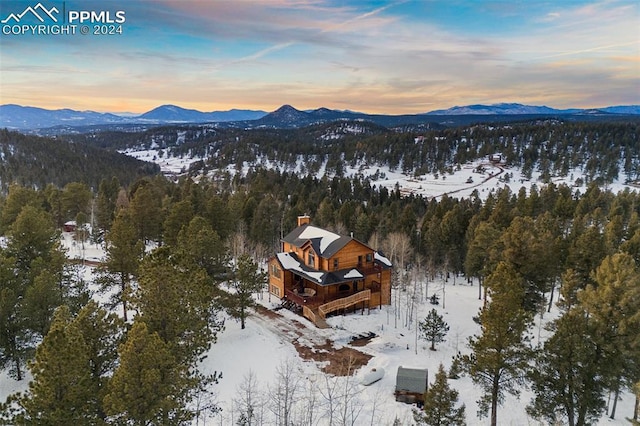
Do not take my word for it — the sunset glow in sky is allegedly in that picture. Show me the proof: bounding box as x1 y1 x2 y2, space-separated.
1 0 639 114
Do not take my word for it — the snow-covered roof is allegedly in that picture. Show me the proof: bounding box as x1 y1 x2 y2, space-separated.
344 269 364 279
375 252 392 267
298 226 341 254
282 223 353 258
275 252 370 286
277 252 324 283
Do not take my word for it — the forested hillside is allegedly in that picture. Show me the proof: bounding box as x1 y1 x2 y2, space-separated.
0 117 638 424
66 119 640 186
0 130 159 191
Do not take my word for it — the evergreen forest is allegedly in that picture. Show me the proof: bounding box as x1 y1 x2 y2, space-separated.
0 117 638 424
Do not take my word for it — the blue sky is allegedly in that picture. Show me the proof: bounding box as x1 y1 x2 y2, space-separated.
0 0 638 114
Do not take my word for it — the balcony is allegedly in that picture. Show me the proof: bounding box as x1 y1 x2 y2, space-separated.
284 288 319 308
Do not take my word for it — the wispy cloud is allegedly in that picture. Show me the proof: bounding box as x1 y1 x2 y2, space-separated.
1 0 638 113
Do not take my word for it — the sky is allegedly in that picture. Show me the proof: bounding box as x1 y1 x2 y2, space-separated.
0 0 639 114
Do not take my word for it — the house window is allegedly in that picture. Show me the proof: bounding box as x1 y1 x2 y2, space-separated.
366 253 373 263
333 258 339 270
271 263 281 278
358 255 363 266
339 283 350 292
270 285 280 297
308 252 315 268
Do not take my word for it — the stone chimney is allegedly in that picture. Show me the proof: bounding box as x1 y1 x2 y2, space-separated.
297 215 311 227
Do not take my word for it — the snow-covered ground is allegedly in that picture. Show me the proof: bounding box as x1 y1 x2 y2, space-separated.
0 233 635 425
198 281 635 426
125 147 635 201
1 150 636 424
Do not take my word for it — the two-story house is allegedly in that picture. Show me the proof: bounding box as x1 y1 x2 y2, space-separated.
268 215 392 327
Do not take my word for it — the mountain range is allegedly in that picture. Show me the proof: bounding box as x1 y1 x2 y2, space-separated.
1 102 639 131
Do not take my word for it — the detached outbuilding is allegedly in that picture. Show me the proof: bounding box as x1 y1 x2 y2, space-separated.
395 366 428 405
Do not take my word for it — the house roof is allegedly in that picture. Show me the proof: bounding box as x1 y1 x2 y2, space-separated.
282 224 353 258
395 366 428 394
275 252 365 287
375 251 392 267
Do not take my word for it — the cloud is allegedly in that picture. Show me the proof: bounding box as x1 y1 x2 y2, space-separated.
1 0 638 113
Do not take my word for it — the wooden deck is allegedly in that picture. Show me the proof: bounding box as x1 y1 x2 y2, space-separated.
286 288 371 327
285 289 320 308
318 289 371 319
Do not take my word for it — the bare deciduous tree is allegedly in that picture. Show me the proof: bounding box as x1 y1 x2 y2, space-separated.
268 360 301 426
234 370 264 426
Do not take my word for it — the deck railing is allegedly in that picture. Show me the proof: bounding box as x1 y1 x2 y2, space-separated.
302 305 317 324
284 289 318 306
318 289 371 319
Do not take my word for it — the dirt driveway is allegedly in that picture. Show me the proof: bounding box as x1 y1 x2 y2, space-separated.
252 305 372 376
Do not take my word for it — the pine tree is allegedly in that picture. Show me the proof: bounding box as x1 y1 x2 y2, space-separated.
414 364 466 426
527 307 607 426
579 253 640 419
97 209 143 321
175 216 228 283
104 320 194 425
73 300 124 422
419 309 450 351
0 205 68 380
163 199 195 247
465 262 533 426
0 184 43 234
60 181 92 223
95 177 121 234
22 270 60 336
491 216 558 311
5 205 62 278
4 302 122 424
225 254 266 329
128 181 163 244
464 220 499 299
13 306 95 424
135 248 222 365
0 252 28 381
566 225 606 288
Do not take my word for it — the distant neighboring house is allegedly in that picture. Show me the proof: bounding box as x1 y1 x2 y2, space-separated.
63 220 77 232
488 153 503 163
395 366 428 405
268 215 392 327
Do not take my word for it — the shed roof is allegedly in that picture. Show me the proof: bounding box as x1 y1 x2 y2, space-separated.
395 366 428 394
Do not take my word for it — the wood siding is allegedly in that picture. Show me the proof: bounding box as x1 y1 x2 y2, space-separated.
269 227 392 315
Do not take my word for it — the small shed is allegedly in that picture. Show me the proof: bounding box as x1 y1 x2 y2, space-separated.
63 221 77 232
395 366 428 405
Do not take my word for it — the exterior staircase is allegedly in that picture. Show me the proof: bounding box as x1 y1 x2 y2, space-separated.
313 312 329 329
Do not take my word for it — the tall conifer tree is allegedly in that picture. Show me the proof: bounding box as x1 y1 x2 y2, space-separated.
465 262 533 426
